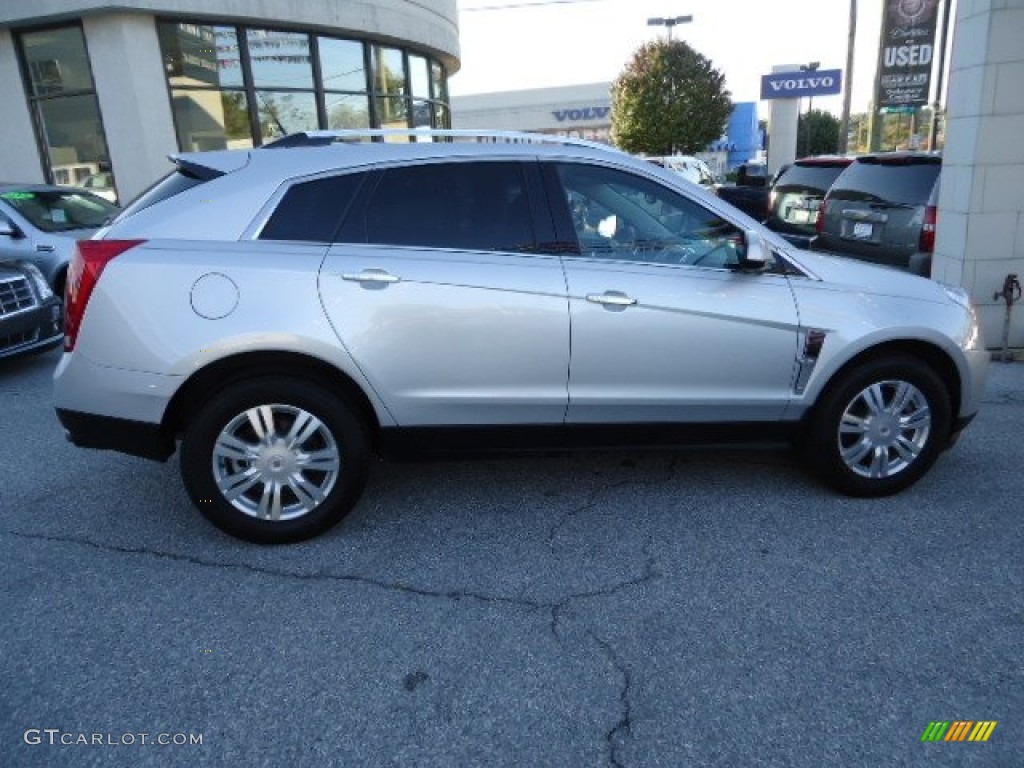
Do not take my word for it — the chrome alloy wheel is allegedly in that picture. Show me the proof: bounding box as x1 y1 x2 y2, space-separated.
837 380 932 479
211 404 340 521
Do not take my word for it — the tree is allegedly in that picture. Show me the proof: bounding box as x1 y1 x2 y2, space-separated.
796 109 840 157
221 92 251 141
611 40 732 156
847 112 871 154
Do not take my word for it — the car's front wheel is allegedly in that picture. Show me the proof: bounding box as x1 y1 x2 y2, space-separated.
180 377 370 543
807 357 952 497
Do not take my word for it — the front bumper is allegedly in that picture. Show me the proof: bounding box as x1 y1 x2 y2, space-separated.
959 347 990 422
0 297 62 359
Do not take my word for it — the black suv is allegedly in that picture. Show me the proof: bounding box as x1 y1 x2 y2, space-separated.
813 152 941 275
766 156 853 249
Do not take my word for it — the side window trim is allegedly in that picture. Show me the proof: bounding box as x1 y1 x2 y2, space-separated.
538 161 581 255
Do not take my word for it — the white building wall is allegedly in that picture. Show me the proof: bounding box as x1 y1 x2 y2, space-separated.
0 0 460 71
83 14 178 202
453 83 611 133
935 0 1024 352
0 29 45 182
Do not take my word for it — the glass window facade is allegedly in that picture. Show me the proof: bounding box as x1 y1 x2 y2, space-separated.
17 26 116 195
157 20 450 150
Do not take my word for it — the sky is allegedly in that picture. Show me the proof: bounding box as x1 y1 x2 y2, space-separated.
450 0 953 118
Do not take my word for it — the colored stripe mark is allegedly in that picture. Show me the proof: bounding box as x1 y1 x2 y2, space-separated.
945 721 972 741
969 722 997 742
921 721 997 742
921 721 949 741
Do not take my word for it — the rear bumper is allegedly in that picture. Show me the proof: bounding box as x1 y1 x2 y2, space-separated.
0 297 62 359
56 408 174 461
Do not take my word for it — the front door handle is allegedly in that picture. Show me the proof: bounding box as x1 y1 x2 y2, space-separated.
341 269 401 284
585 291 637 307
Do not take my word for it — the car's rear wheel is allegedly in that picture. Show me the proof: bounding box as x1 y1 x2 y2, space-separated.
180 377 369 543
806 357 952 497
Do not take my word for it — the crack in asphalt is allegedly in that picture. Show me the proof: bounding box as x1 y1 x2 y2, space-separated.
548 550 658 642
547 457 679 545
7 477 664 768
3 529 658 618
590 632 633 768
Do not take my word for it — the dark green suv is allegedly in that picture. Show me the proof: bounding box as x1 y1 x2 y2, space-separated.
813 153 941 275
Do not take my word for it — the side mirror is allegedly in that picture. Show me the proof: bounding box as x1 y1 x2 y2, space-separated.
734 229 770 271
0 220 16 237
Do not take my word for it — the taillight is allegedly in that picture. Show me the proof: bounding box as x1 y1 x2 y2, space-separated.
64 239 145 351
920 204 937 253
815 198 830 235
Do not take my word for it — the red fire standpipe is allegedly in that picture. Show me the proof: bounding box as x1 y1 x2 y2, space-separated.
993 274 1022 362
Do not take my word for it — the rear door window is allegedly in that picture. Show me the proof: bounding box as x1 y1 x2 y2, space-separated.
828 158 940 205
361 162 537 253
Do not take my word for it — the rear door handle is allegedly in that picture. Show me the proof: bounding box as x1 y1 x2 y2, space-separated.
585 291 637 307
341 269 401 284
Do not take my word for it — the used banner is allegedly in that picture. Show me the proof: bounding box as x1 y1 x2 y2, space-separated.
875 0 940 107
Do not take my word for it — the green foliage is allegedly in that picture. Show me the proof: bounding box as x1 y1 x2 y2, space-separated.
796 109 840 157
221 92 251 141
611 40 732 156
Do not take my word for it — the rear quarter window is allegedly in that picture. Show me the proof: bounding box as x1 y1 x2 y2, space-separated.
259 173 368 242
113 171 206 222
829 158 940 206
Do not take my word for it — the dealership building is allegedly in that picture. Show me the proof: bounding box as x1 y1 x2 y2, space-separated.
452 83 763 174
0 0 459 203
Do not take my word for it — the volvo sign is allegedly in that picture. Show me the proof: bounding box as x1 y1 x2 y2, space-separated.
760 69 842 100
552 106 611 122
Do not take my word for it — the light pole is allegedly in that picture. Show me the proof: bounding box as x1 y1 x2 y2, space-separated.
800 61 820 157
838 0 857 154
647 15 693 41
928 0 953 150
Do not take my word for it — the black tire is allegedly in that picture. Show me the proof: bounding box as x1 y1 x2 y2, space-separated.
180 376 370 544
805 356 952 497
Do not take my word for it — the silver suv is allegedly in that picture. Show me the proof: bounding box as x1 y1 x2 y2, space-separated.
54 131 989 543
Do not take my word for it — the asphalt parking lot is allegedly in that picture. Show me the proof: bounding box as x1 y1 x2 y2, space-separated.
2 348 1022 767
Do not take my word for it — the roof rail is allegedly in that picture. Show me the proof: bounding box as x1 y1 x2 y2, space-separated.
261 129 621 153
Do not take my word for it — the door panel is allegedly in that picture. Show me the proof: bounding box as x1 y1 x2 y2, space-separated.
320 245 569 425
318 160 569 426
545 160 800 424
564 260 799 422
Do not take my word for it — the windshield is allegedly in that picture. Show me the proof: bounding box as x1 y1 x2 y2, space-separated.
0 189 118 232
